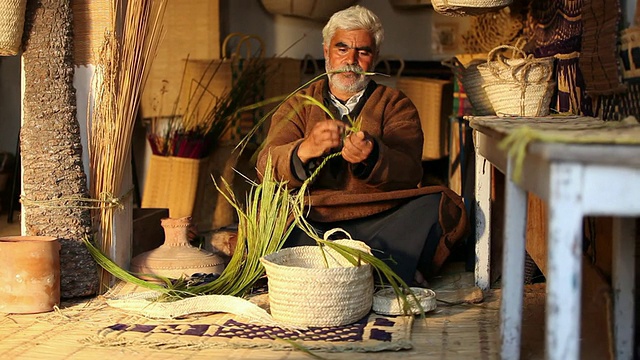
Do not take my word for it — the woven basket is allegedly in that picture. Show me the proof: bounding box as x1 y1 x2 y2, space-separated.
396 77 453 159
619 26 640 80
372 287 437 316
260 229 374 327
477 45 555 117
443 55 494 115
432 0 512 17
0 0 27 56
141 155 207 218
260 0 358 22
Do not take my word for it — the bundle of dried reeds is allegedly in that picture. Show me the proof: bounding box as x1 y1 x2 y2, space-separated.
88 0 167 289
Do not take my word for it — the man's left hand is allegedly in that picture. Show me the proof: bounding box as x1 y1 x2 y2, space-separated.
342 131 374 164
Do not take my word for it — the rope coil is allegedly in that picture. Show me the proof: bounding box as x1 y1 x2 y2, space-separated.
20 189 133 210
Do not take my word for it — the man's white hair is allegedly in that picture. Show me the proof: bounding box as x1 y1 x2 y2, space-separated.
322 5 384 54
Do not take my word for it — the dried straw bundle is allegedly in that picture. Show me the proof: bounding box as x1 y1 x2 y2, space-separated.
88 0 167 289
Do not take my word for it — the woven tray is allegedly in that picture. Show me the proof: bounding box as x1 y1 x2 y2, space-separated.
372 287 437 316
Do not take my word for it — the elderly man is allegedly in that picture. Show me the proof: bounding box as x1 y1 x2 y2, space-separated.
256 5 467 285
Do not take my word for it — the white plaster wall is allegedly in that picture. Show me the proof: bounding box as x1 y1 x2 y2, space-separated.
226 0 460 60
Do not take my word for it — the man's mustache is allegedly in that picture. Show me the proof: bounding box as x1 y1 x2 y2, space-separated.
333 64 365 74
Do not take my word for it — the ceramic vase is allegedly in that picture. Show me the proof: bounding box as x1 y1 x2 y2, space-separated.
130 216 226 280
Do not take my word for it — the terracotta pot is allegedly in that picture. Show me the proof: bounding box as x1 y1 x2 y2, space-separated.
0 236 61 314
130 217 226 280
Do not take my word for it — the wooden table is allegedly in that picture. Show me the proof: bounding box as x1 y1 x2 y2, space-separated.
469 115 639 360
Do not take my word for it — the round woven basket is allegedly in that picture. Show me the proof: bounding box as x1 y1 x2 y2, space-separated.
460 59 495 115
432 0 512 17
443 55 494 115
260 232 374 328
372 287 437 316
477 45 555 117
0 0 27 56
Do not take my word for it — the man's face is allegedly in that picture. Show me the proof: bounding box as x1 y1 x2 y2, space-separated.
324 28 376 94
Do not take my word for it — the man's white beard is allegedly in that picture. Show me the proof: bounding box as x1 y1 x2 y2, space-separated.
325 62 370 94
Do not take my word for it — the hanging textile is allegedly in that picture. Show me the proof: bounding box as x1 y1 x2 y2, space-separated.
525 0 593 115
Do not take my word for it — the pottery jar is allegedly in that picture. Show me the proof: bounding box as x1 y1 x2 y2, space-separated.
0 236 61 314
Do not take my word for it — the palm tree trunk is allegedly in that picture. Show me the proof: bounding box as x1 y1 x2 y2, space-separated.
21 0 99 298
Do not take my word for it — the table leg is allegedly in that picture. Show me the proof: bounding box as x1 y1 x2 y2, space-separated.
612 217 636 360
500 157 528 360
546 163 583 360
475 151 491 290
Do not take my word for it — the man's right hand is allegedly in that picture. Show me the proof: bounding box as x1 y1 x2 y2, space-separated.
297 120 345 163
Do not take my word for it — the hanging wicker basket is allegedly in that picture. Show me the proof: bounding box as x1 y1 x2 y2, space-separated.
260 0 358 22
260 229 374 328
0 0 27 56
432 0 512 17
477 45 555 117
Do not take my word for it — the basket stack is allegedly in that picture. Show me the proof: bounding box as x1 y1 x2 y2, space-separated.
477 45 555 117
432 0 512 17
260 236 374 328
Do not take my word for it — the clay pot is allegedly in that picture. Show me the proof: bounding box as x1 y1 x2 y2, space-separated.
130 217 226 280
0 236 61 314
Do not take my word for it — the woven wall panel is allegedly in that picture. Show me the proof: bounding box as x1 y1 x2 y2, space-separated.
141 0 220 119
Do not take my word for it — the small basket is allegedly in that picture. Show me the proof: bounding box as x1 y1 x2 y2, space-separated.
432 0 512 17
260 228 374 327
0 0 27 56
477 45 555 117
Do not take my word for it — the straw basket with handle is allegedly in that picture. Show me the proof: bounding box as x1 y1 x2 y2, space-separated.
260 228 374 328
0 0 27 56
432 0 512 17
477 45 555 117
442 54 494 116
